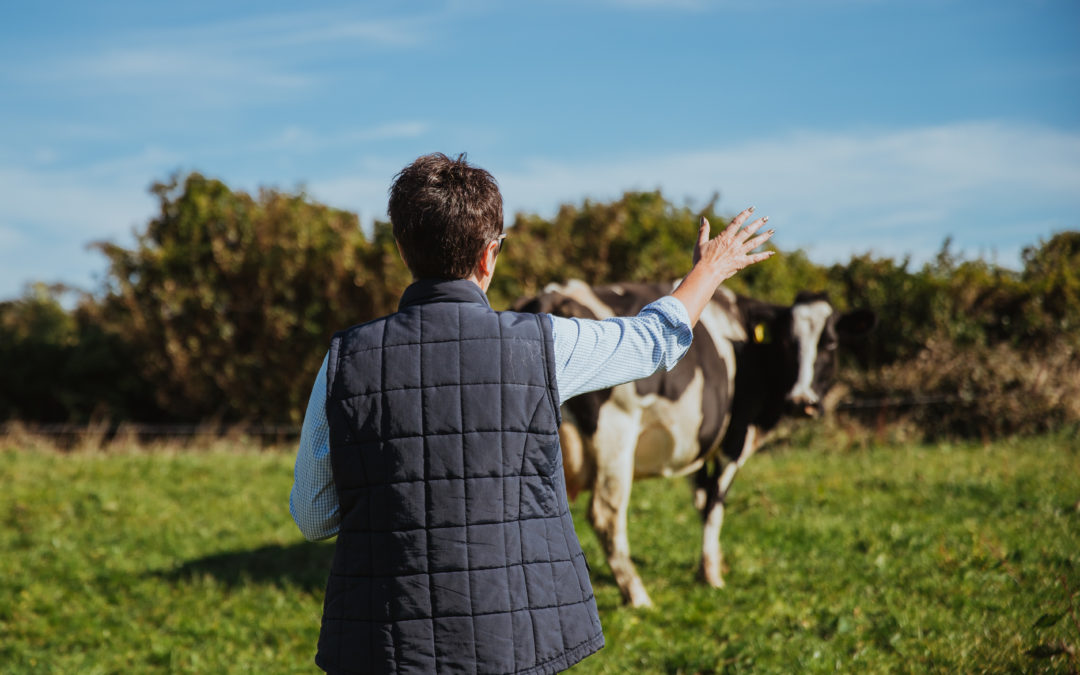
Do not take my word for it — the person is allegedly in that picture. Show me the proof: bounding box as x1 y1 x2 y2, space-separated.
290 152 774 674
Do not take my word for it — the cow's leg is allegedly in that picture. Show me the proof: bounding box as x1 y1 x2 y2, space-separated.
558 418 590 503
590 463 651 607
587 407 651 607
699 425 758 589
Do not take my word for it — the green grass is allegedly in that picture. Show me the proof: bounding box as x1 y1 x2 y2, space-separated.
2 433 1078 673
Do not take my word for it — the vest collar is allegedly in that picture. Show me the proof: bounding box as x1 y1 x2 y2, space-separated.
398 278 492 311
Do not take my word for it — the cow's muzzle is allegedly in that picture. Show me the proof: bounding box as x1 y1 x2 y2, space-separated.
785 395 823 419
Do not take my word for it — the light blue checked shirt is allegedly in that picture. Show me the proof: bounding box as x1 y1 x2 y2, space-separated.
289 295 693 541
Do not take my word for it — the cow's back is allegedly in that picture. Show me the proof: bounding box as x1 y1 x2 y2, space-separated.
552 282 743 480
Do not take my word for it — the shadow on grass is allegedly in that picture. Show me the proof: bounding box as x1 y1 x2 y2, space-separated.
155 541 334 591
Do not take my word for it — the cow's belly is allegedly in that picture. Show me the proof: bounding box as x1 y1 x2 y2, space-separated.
631 367 707 478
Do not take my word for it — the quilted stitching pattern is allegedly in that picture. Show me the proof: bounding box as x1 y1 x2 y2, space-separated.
317 280 603 674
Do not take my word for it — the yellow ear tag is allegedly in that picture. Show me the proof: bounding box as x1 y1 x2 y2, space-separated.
754 323 770 344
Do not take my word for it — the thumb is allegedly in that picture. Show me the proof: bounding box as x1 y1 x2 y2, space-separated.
698 215 711 249
693 216 710 265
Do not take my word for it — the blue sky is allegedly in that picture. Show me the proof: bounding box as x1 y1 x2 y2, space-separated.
1 0 1078 300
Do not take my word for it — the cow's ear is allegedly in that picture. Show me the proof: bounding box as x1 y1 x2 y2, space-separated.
836 309 876 338
742 301 780 341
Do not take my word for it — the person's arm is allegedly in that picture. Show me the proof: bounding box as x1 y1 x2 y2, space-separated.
550 297 693 403
289 353 341 541
550 207 772 401
673 207 773 327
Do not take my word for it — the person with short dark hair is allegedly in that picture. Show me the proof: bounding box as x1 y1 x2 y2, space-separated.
291 152 774 674
388 153 505 280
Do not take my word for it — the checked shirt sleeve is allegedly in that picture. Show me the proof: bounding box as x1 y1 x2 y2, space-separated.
549 295 694 404
289 352 341 541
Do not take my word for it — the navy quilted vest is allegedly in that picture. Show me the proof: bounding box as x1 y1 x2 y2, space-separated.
318 279 604 674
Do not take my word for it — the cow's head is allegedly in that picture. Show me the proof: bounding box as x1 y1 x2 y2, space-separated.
746 292 875 418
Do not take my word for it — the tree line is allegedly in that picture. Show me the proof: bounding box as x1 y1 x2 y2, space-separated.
2 172 1077 438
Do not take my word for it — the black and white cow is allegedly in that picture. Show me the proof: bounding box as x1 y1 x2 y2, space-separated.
514 279 875 607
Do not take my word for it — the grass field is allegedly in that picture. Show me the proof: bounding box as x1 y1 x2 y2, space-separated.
2 431 1078 673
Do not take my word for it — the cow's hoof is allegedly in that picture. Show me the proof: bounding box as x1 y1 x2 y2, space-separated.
628 593 653 609
693 488 707 512
699 562 726 589
702 570 726 589
623 581 653 608
699 561 725 587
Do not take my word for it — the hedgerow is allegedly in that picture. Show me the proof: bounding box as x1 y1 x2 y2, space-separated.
1 175 1077 438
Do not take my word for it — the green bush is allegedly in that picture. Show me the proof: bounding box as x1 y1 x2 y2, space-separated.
490 191 707 307
843 331 1080 439
0 284 156 423
2 172 1077 440
1020 231 1080 342
92 173 406 424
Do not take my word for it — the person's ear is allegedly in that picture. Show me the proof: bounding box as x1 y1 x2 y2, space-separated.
477 239 499 278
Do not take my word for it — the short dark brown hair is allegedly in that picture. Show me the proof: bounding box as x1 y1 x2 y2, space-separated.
388 153 503 279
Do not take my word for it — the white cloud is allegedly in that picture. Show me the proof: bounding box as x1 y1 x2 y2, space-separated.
292 122 1080 267
156 10 429 50
0 165 162 241
0 225 26 249
0 147 177 296
309 165 403 224
598 0 881 9
8 9 433 107
75 48 312 90
600 0 710 9
266 17 428 48
348 122 431 143
22 46 315 108
489 121 1080 267
258 122 430 153
3 120 1077 299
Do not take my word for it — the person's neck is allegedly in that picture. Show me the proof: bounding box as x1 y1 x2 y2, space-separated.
466 271 492 292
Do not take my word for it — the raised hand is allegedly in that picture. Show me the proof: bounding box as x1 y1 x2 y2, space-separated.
692 206 775 278
674 206 775 327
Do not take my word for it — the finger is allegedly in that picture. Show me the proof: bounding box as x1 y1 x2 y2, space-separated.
723 206 755 239
743 228 775 251
744 250 776 265
694 216 711 264
741 216 769 238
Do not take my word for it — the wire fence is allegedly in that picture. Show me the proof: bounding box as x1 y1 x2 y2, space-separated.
3 394 969 438
2 423 302 438
835 394 965 410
